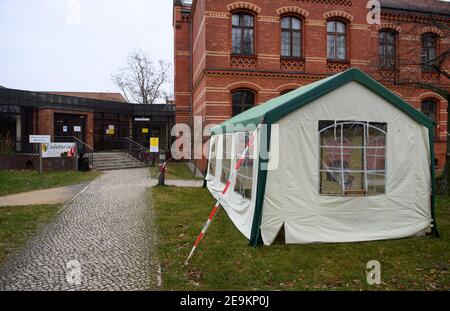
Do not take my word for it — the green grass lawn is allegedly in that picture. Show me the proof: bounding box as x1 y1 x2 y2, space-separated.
152 186 450 291
0 204 60 265
149 162 203 180
0 170 102 197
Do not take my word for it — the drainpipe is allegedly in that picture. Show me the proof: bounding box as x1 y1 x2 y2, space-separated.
189 8 197 177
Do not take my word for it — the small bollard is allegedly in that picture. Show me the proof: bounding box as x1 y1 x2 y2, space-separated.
158 152 166 186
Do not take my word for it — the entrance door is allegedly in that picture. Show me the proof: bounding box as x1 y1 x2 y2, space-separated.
54 113 86 142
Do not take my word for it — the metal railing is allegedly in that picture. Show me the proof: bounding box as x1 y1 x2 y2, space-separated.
54 136 94 169
121 137 156 165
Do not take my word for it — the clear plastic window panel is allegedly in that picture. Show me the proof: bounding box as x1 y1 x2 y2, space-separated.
233 132 254 200
208 138 217 177
220 134 233 185
319 121 387 196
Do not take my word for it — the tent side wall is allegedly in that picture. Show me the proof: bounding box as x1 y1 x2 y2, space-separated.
259 82 433 245
206 129 261 239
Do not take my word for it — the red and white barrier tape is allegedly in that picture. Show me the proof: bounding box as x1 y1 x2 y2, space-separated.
185 131 257 265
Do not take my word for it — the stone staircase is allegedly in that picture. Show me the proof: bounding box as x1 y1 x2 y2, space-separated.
93 152 147 171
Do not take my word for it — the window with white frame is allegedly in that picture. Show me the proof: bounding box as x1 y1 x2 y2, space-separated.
220 134 233 185
208 137 218 177
319 121 387 196
233 132 255 200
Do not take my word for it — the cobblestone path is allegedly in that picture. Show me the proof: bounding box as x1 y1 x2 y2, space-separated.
0 168 159 291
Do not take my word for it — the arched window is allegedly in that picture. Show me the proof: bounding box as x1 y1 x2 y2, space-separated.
232 12 254 55
319 121 387 196
422 33 438 71
422 99 437 123
379 30 397 69
327 20 347 61
281 16 302 58
232 90 255 116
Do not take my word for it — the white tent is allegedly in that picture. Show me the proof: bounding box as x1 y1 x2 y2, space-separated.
206 68 439 246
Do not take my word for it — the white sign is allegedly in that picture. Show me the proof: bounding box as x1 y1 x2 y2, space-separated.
63 126 68 133
135 117 150 122
74 126 81 132
42 143 76 158
29 135 51 144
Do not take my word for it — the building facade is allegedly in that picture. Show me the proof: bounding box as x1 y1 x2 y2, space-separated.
0 88 175 154
173 0 450 170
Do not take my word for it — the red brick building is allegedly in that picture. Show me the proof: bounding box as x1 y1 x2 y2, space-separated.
173 0 450 170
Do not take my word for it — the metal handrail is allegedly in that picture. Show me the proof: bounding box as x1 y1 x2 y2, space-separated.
121 137 150 152
53 136 94 170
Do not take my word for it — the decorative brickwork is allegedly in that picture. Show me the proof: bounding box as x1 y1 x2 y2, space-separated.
292 0 352 7
231 56 257 69
280 59 305 72
326 62 350 73
276 6 309 17
226 2 262 13
323 10 354 21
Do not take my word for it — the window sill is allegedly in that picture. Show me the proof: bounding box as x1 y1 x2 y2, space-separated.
281 56 304 61
231 54 256 59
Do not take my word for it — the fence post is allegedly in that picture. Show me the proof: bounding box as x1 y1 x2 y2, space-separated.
158 151 166 186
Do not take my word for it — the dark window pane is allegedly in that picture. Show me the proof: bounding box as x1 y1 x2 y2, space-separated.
232 28 241 54
244 14 253 27
293 32 301 57
243 29 254 54
336 35 346 60
281 17 290 29
327 35 335 59
232 14 240 26
292 17 301 30
336 21 346 33
232 90 255 116
281 31 290 56
327 21 335 32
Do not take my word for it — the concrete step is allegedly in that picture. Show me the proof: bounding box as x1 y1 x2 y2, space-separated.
92 152 146 171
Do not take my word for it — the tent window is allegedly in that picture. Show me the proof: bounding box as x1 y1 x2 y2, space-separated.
220 134 233 185
319 121 387 196
234 132 255 200
208 137 218 177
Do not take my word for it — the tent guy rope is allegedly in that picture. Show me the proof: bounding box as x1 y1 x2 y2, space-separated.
184 127 259 265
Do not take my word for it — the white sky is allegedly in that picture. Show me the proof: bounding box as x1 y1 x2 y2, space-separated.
0 0 174 93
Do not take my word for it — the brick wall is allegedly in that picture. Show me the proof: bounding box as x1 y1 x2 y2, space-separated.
37 109 94 147
174 0 450 170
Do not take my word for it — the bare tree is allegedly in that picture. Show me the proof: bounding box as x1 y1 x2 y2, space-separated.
113 49 171 104
370 5 450 192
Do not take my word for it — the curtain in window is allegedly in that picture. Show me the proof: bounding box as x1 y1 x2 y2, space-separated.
232 13 254 55
327 20 347 61
281 16 301 58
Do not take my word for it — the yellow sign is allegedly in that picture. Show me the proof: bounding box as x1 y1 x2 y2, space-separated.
150 137 159 153
106 129 115 135
142 128 149 134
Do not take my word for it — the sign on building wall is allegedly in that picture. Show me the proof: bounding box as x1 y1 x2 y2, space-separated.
42 143 76 158
150 137 159 153
29 135 51 144
106 125 115 135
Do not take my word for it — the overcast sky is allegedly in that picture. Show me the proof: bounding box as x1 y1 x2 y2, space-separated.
0 0 173 93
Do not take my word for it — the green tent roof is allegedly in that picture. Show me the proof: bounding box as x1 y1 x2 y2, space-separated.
211 68 435 135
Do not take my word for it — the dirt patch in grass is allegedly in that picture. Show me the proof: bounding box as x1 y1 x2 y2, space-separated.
152 186 450 291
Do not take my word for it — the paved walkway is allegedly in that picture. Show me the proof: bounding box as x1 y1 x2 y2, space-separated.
0 183 89 207
0 168 159 291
